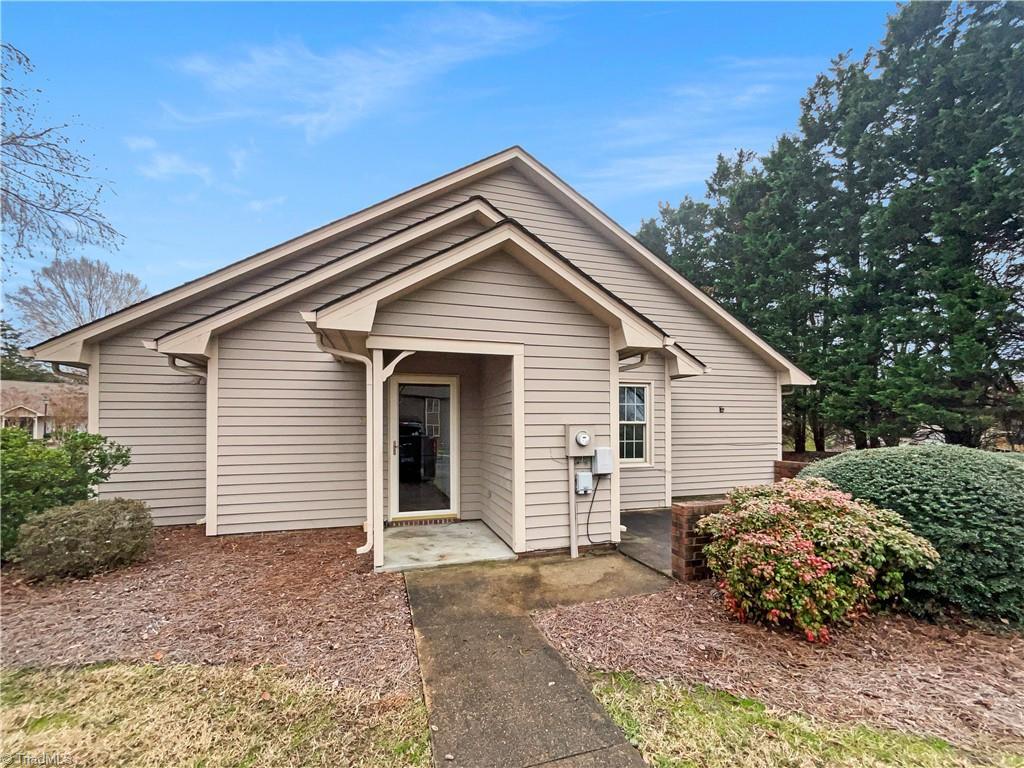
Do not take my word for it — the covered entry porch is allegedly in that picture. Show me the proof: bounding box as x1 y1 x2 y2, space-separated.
306 330 529 571
376 342 526 571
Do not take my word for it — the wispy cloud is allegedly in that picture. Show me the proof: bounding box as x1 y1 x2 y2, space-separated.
246 195 285 212
124 135 158 152
169 8 540 142
580 55 824 199
124 136 213 186
228 147 250 178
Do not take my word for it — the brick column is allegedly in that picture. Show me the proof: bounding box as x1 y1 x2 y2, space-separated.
773 459 812 482
671 499 727 582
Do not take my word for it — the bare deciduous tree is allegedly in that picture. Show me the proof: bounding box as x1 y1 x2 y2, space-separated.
8 256 148 341
1 43 122 265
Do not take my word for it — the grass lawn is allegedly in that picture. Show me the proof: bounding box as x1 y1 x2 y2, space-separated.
1 663 429 768
595 673 1023 768
1 528 429 766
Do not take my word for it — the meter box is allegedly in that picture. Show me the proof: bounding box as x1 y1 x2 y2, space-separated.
565 425 597 457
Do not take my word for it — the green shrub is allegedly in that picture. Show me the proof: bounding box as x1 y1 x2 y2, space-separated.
800 445 1024 623
0 428 131 557
13 498 153 581
697 479 938 642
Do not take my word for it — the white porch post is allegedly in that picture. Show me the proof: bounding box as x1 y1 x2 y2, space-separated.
371 348 386 570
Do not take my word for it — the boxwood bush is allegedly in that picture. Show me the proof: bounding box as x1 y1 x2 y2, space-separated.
697 479 937 642
0 428 131 557
800 445 1024 623
13 498 153 581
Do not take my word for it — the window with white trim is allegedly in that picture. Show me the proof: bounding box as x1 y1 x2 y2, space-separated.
619 384 649 462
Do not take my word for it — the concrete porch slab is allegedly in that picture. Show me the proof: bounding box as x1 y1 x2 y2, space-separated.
618 508 672 576
380 520 517 572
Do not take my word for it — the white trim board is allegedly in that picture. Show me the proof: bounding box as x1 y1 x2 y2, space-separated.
156 197 505 358
311 222 689 363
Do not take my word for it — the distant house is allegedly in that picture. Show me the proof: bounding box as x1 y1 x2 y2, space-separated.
1 380 88 438
26 147 812 570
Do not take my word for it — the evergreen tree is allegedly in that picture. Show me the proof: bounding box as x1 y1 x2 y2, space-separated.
0 321 59 382
638 1 1023 448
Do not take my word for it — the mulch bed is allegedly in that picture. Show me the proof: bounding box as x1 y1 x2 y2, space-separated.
534 582 1024 753
1 526 417 697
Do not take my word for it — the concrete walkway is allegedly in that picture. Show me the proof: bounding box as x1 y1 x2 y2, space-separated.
405 553 667 768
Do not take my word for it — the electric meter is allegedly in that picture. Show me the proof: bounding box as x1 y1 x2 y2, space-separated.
565 424 597 457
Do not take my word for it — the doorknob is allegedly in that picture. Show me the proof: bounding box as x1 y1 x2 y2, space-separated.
392 440 398 455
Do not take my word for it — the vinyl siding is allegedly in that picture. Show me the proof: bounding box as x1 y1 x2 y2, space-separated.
479 355 514 546
619 352 668 510
214 224 486 535
449 168 780 496
97 208 484 526
96 159 782 530
372 250 612 552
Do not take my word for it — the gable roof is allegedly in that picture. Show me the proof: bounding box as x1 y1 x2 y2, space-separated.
25 146 811 385
303 219 705 378
153 196 505 357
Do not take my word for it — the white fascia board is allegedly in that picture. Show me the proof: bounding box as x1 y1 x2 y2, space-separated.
664 345 706 378
315 223 669 351
155 197 505 358
26 336 86 365
511 151 814 386
28 151 521 362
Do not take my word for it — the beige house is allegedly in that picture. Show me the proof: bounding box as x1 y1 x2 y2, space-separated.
1 380 89 439
27 147 812 569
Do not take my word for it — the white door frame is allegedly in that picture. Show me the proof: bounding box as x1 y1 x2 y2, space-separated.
388 373 461 520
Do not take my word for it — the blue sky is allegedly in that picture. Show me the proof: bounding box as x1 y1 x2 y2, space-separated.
3 2 897 296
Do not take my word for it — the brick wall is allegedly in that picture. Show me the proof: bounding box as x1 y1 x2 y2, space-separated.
773 459 812 482
671 499 727 582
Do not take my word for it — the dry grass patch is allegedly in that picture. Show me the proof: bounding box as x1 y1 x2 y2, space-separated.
596 673 1022 768
1 664 429 768
535 582 1024 754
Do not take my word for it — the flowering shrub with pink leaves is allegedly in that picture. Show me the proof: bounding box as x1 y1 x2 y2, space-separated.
697 478 938 642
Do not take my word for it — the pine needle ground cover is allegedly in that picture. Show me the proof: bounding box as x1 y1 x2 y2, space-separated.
535 582 1023 767
0 526 428 766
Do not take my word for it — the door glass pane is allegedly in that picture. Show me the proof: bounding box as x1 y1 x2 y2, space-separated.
397 383 451 513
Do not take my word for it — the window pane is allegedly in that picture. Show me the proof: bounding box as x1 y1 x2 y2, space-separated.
618 385 648 460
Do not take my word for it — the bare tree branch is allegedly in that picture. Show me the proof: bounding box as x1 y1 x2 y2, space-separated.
7 256 148 342
1 43 123 265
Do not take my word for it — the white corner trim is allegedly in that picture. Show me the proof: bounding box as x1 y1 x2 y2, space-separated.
608 329 621 544
205 337 219 536
664 360 673 507
83 343 100 433
512 349 527 553
371 348 386 570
